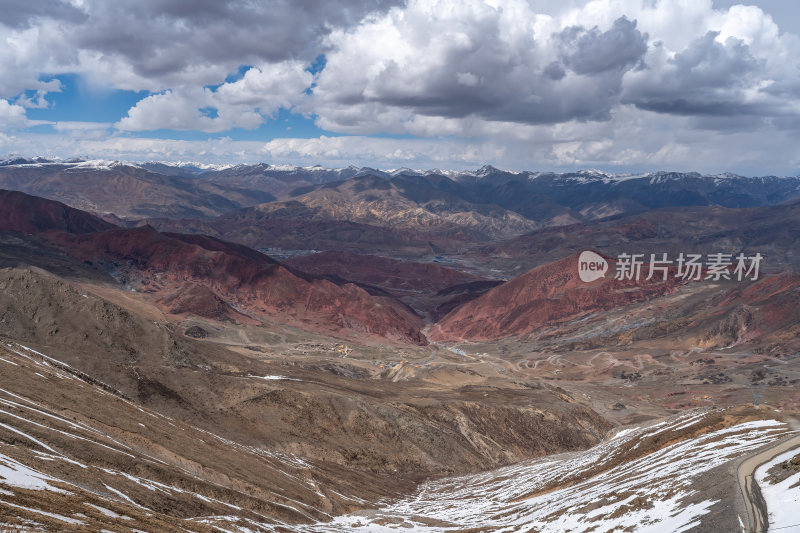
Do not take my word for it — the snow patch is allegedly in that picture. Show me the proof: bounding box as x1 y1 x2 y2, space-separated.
247 375 300 381
1 501 84 525
0 453 68 492
754 446 800 531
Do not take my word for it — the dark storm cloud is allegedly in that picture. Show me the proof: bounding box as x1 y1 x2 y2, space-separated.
559 17 647 75
623 32 766 117
542 61 566 81
0 0 86 28
30 0 404 82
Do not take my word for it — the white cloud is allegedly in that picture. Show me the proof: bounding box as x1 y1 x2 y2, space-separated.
2 117 800 174
0 99 29 129
115 88 253 132
310 0 800 136
0 130 265 163
0 21 75 99
216 63 312 108
116 62 313 132
0 0 399 99
261 135 507 167
2 0 800 172
312 0 651 131
258 116 800 173
52 121 112 131
51 121 112 140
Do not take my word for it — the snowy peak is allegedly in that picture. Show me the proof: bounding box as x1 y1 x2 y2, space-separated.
476 164 501 177
388 167 425 177
144 160 237 172
711 172 746 180
0 156 53 166
68 159 142 171
6 157 798 183
0 157 140 171
647 171 703 184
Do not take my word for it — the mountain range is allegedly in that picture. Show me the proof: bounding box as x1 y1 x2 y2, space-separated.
2 157 800 532
3 159 799 252
2 184 797 349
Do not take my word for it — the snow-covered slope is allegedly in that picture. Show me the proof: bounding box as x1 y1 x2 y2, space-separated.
1 337 795 532
293 412 790 533
0 342 349 532
755 447 800 531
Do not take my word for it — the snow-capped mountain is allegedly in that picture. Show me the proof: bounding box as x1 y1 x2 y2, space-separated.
2 158 799 234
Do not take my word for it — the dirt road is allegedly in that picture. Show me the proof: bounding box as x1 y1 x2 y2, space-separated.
737 434 800 532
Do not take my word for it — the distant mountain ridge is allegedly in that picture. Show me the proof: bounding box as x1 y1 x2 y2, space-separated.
6 156 798 187
0 158 276 219
2 187 800 349
3 158 799 254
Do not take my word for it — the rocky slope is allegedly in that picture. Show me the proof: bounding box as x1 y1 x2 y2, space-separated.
0 268 614 529
471 198 800 275
0 189 116 234
245 174 541 240
2 168 800 531
144 168 800 256
52 227 427 344
142 161 800 215
693 273 800 349
430 252 681 341
294 408 793 533
145 216 442 257
154 162 363 200
284 250 483 293
0 190 427 344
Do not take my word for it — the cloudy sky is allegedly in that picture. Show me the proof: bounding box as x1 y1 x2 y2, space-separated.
1 0 800 173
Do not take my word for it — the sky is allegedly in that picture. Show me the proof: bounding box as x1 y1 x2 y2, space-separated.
1 0 800 174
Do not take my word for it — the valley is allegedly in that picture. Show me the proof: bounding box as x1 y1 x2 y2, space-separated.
0 159 799 531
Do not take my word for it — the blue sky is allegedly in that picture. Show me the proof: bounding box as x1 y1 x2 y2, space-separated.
2 0 800 174
24 74 145 123
21 71 331 141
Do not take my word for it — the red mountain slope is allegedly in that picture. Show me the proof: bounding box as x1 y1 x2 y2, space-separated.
0 189 116 234
0 190 427 344
430 252 680 341
284 250 482 293
51 227 427 344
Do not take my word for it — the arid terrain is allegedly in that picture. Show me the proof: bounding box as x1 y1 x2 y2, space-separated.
1 160 799 531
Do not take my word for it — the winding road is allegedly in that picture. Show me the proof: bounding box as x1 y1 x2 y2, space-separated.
737 434 800 533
